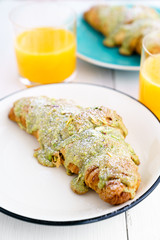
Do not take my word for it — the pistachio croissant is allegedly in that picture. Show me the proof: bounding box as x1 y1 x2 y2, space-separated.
9 96 140 205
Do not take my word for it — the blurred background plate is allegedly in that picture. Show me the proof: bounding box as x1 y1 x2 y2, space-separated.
77 7 160 71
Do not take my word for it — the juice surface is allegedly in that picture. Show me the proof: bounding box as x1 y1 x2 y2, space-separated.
15 27 76 84
139 54 160 119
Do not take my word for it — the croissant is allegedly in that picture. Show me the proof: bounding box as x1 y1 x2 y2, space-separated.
119 19 160 55
83 5 130 37
84 5 160 55
9 97 140 205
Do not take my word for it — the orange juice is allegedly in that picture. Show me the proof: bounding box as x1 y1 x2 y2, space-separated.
15 27 76 84
139 54 160 119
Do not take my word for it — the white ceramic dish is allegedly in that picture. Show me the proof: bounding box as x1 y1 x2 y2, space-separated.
0 83 159 225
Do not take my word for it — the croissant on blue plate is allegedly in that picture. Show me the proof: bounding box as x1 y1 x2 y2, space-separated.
84 5 160 55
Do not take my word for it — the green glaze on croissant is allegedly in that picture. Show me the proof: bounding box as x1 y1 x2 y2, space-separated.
9 96 140 205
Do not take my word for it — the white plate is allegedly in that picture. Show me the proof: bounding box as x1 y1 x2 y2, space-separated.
0 83 159 225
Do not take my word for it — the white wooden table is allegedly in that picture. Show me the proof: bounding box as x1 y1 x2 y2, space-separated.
0 1 159 239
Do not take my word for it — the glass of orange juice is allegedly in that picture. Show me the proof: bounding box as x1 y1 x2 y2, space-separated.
9 2 76 87
139 31 160 120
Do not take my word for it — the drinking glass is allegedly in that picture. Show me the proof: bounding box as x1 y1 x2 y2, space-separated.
10 2 76 87
139 31 160 120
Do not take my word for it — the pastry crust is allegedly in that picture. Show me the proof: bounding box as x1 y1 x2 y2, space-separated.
9 97 141 205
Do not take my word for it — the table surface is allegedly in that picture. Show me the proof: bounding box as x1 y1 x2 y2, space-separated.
0 1 159 240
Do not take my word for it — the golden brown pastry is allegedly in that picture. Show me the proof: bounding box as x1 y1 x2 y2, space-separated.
9 97 140 205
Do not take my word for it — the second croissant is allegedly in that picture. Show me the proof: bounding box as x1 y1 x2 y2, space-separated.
84 5 160 55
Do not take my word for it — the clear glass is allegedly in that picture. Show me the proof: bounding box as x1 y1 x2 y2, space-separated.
10 2 76 87
139 31 160 120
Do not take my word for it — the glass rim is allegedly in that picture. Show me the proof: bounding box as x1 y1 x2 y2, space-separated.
9 1 76 29
142 30 160 57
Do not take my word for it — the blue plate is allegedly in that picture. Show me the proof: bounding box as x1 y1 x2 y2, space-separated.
77 8 160 71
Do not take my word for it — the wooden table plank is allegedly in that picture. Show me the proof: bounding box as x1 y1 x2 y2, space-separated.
75 59 114 88
114 70 139 99
0 208 127 240
127 185 160 240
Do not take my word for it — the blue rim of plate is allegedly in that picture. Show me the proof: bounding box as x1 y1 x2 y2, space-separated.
77 7 160 71
0 82 159 226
